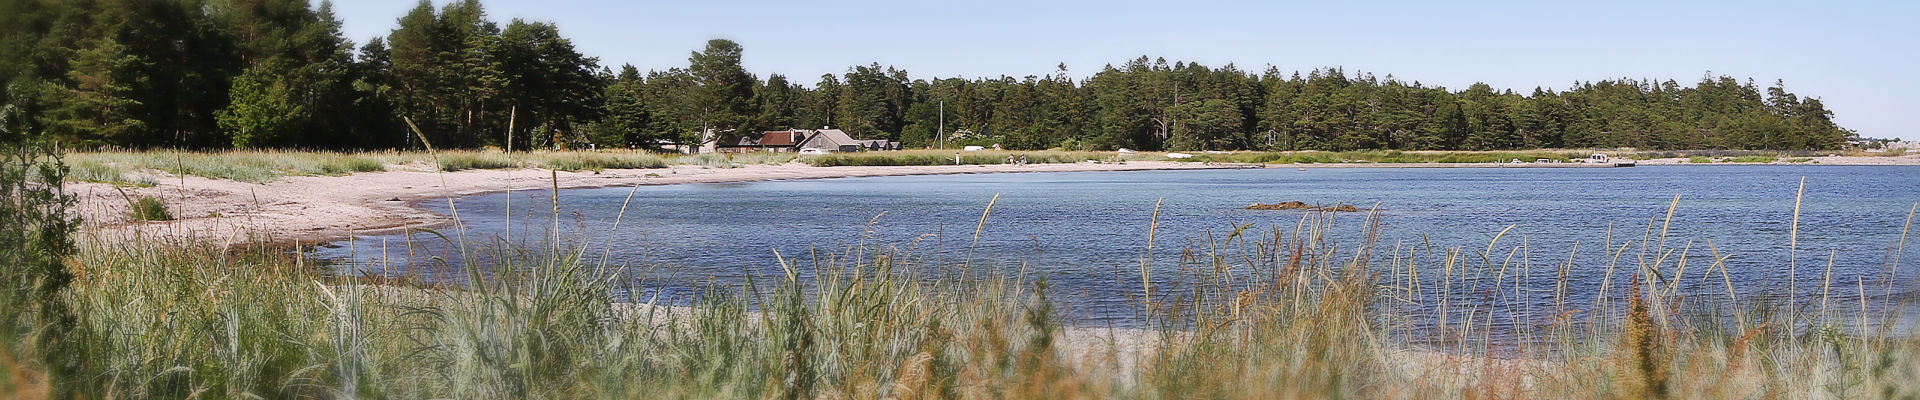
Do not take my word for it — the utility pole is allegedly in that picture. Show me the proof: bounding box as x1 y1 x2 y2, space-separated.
937 100 945 149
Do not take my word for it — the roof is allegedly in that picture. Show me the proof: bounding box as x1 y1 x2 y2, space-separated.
758 130 801 146
800 129 860 149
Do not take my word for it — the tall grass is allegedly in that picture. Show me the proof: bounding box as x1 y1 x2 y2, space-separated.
5 179 1919 397
69 150 398 183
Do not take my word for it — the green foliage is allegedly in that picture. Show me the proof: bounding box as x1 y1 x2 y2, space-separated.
1689 156 1714 164
0 144 80 396
689 39 757 143
218 64 304 148
1726 155 1776 163
0 0 1861 153
128 196 171 221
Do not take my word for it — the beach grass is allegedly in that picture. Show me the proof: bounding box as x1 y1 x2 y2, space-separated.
68 149 402 184
1725 155 1778 163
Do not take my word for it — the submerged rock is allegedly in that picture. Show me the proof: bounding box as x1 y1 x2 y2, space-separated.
1243 201 1364 212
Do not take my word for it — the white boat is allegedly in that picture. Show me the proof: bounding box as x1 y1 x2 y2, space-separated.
1166 152 1194 159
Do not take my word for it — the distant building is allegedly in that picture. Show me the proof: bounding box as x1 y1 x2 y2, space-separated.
719 128 898 153
856 139 902 151
799 129 863 153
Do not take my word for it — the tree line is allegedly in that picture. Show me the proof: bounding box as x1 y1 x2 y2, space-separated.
1 0 1855 152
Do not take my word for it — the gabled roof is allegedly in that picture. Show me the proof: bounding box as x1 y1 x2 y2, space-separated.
758 130 802 146
801 129 859 148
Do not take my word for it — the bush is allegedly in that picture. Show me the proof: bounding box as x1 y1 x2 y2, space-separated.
129 196 172 221
0 144 80 394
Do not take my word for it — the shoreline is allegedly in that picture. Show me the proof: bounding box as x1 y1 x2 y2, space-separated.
74 161 1237 245
73 153 1920 246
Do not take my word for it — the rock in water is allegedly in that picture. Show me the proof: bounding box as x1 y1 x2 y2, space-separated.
1243 201 1366 212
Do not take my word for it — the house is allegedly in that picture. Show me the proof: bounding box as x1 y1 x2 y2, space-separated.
798 129 862 153
719 128 900 153
718 130 808 153
856 139 901 151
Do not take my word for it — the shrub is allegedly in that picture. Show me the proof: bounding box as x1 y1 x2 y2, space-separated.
129 196 172 221
0 144 80 394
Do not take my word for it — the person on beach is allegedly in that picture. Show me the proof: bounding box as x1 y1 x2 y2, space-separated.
1019 155 1027 166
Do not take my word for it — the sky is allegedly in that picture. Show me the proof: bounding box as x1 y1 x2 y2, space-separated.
324 0 1920 140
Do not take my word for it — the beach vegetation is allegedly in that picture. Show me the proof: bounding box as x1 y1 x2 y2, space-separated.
127 195 171 221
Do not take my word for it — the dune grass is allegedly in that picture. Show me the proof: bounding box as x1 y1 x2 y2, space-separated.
68 150 400 184
1725 155 1778 163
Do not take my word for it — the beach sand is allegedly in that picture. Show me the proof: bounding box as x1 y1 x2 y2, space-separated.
73 160 1232 245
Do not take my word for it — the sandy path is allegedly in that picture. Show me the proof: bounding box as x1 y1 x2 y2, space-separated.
73 161 1235 245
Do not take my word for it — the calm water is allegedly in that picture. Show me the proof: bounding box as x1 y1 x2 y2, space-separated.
317 166 1920 327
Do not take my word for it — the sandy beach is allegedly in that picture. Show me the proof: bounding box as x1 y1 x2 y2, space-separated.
73 160 1236 245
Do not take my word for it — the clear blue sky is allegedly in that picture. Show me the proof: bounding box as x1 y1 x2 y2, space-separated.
325 0 1919 140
